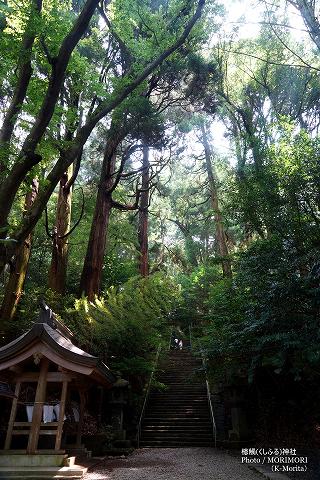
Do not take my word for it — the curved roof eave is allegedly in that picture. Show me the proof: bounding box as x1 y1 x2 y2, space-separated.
0 323 116 384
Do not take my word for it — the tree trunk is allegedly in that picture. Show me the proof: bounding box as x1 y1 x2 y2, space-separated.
201 124 232 278
237 107 263 174
48 164 73 294
79 126 124 300
0 179 39 322
138 145 150 276
288 0 320 53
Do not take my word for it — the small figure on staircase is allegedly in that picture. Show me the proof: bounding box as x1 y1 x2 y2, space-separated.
171 327 185 350
173 337 179 349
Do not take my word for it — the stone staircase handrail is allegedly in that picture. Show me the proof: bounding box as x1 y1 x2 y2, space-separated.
137 342 162 448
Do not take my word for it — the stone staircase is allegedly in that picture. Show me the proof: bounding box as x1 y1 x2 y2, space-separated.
140 348 214 447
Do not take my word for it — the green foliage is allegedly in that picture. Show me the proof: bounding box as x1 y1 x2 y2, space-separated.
5 273 179 381
196 236 320 384
226 122 320 244
4 287 75 339
174 264 221 328
68 273 179 376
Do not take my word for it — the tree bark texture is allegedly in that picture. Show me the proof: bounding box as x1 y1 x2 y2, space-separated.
138 146 150 277
0 179 39 322
48 164 73 294
79 124 125 300
201 124 232 278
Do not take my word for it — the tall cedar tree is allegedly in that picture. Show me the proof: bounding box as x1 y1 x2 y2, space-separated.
200 123 232 277
138 145 150 277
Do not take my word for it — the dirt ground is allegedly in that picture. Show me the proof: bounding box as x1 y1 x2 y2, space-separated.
82 447 270 480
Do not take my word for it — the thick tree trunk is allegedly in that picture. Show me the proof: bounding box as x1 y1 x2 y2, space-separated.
201 124 232 278
79 189 113 301
0 179 38 322
48 164 73 294
138 146 150 277
79 127 123 300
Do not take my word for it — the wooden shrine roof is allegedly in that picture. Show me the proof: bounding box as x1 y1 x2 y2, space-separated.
0 302 115 386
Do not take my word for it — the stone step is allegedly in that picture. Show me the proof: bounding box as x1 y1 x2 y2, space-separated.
149 403 209 407
160 368 201 372
156 380 202 383
142 426 212 430
156 387 205 390
146 408 209 413
151 386 206 390
143 422 211 427
146 412 210 417
156 378 203 382
146 404 209 409
143 428 212 433
147 408 209 412
148 402 208 406
150 393 207 397
150 400 207 404
141 431 212 441
141 427 212 439
144 413 211 417
0 454 67 468
149 396 207 400
158 369 201 372
156 382 202 385
143 420 211 425
158 376 203 379
158 365 201 369
139 441 214 447
152 384 206 388
145 404 210 409
142 427 212 432
161 358 201 362
159 365 201 368
158 368 201 371
0 466 87 479
145 414 210 418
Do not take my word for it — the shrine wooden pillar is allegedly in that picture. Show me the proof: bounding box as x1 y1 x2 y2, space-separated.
55 380 68 451
27 358 49 453
4 381 21 450
76 389 86 447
